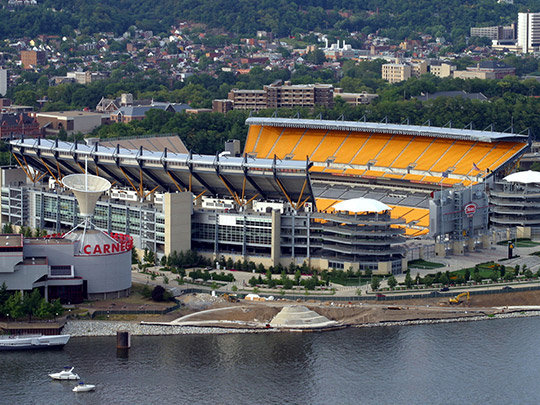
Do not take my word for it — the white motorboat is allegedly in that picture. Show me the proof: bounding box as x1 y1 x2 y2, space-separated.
48 367 80 380
73 382 95 392
0 334 70 350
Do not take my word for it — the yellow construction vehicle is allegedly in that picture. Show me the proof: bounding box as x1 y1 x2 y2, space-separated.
223 293 239 303
449 291 470 305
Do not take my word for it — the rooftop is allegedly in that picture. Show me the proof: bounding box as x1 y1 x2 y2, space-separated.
246 117 529 143
0 234 22 247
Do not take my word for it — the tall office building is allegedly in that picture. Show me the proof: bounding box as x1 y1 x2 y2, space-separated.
0 69 7 96
518 12 540 53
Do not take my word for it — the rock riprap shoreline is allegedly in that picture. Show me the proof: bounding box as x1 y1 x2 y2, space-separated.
63 320 275 337
63 310 540 336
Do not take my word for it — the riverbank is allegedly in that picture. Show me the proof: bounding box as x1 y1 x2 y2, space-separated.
62 320 276 337
62 308 540 337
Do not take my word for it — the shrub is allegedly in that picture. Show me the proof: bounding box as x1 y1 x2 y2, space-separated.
151 285 166 301
141 284 152 298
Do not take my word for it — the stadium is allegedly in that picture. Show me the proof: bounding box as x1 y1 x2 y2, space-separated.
243 117 529 251
0 117 530 289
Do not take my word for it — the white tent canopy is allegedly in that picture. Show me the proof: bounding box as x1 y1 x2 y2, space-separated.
333 197 391 213
503 170 540 184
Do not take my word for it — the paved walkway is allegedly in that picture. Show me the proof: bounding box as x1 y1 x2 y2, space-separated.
130 242 540 298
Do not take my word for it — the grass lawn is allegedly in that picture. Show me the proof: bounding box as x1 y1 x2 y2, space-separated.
423 262 507 280
408 259 446 269
497 239 540 248
330 277 370 286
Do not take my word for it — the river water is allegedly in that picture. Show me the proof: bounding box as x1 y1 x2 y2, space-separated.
2 317 540 404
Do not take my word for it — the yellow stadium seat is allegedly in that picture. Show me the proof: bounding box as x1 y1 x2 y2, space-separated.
403 174 424 182
430 140 475 172
310 130 348 162
315 198 340 212
344 169 366 176
244 125 262 154
374 136 413 167
362 170 386 178
349 134 389 165
414 139 454 171
441 177 462 185
250 126 282 158
391 137 433 169
323 168 345 174
421 175 444 184
382 172 404 179
333 133 371 164
268 128 307 159
292 129 328 160
475 143 524 173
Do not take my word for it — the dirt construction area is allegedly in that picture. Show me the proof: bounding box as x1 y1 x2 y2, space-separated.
169 290 540 328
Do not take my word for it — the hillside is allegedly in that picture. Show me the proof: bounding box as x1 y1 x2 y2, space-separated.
0 0 536 41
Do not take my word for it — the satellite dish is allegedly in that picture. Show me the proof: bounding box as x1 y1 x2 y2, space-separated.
62 174 111 217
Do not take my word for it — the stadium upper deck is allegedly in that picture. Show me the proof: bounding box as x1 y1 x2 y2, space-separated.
9 138 316 208
245 118 529 187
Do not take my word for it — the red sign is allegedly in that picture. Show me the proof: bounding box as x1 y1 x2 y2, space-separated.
464 202 477 217
82 241 132 255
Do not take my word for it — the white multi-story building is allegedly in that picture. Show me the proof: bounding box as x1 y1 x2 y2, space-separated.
0 69 7 97
518 12 540 53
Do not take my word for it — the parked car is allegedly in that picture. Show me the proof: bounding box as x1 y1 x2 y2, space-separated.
440 287 449 292
502 286 513 290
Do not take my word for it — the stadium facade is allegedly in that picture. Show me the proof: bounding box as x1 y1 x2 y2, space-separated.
2 117 530 281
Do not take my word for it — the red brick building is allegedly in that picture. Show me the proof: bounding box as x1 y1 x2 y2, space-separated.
20 50 46 69
0 113 40 139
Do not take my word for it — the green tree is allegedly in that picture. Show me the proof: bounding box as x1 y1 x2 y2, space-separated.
151 285 166 301
371 276 380 291
248 276 258 287
34 299 53 319
423 275 434 287
387 275 397 289
0 282 9 309
51 299 64 318
294 269 302 285
5 291 24 320
132 248 140 265
405 271 413 288
440 273 450 285
22 289 42 321
464 268 471 281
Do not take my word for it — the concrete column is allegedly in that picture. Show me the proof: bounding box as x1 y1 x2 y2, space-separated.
401 258 408 273
452 240 464 255
467 238 475 251
482 234 491 248
517 226 531 239
271 209 281 268
435 243 446 256
164 192 192 255
376 261 391 275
